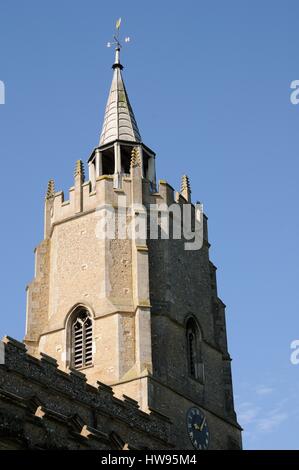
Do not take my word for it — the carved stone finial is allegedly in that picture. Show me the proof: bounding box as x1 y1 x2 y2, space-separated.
180 175 191 202
46 179 55 199
74 160 85 181
130 147 142 168
181 174 190 192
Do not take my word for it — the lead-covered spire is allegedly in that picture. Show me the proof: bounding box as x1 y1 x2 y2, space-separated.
99 21 142 146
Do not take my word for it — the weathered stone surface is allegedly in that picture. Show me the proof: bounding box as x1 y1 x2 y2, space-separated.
22 167 242 449
0 338 171 450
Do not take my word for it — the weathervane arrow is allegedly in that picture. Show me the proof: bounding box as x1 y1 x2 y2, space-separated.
106 18 130 52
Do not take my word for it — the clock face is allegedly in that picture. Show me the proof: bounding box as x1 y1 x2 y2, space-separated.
186 407 209 450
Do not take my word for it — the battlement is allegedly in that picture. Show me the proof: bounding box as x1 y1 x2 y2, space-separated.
44 157 202 238
0 336 172 450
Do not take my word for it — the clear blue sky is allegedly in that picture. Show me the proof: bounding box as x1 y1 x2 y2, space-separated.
0 0 298 450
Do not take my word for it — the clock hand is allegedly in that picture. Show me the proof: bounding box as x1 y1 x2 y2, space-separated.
199 417 206 432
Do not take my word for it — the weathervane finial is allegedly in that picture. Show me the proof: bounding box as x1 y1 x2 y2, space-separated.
106 18 130 69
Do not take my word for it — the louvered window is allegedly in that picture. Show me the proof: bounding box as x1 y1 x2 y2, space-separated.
188 330 196 377
186 318 204 382
72 310 93 369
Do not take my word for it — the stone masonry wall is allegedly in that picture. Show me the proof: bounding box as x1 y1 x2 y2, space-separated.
0 337 172 450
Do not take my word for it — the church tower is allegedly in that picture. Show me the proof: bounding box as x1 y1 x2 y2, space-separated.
24 35 242 450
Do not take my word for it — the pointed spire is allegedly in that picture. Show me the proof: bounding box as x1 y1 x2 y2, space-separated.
180 175 191 202
46 179 55 199
99 48 141 146
74 160 85 182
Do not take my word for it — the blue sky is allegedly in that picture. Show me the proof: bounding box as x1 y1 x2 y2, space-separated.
0 0 299 450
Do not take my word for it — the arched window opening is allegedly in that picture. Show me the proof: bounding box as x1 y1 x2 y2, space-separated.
186 318 204 383
188 329 196 377
72 309 93 369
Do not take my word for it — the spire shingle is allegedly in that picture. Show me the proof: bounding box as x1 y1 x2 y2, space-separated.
99 50 142 146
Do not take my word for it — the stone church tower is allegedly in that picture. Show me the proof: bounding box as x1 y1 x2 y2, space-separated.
24 43 242 450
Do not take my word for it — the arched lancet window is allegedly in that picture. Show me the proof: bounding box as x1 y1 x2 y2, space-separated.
71 308 93 369
186 317 204 383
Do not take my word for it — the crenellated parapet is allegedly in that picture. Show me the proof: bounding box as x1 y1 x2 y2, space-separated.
0 336 172 450
44 159 207 242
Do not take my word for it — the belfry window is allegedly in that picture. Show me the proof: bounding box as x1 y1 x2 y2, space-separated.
186 318 204 382
72 309 93 369
188 328 196 377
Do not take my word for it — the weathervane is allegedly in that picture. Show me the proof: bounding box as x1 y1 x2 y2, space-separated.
107 18 130 51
